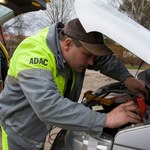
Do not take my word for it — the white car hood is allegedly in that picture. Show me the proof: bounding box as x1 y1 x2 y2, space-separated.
74 0 150 64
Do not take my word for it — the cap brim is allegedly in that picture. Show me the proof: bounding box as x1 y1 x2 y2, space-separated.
80 41 113 56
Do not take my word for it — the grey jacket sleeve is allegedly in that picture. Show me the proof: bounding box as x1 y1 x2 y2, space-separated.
89 54 133 82
18 68 106 137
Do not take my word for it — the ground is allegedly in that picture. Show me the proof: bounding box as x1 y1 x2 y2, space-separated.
0 70 139 150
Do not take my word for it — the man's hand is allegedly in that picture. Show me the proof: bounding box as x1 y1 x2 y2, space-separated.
105 101 142 128
124 77 146 94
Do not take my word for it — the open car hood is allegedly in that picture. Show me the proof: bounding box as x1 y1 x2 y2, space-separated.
74 0 150 64
0 0 48 26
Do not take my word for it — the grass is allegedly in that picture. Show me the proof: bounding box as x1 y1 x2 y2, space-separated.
125 64 150 70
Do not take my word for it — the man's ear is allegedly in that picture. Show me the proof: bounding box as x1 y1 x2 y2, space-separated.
64 38 73 51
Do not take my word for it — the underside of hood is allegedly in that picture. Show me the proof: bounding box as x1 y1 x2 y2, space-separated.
74 0 150 64
0 0 48 26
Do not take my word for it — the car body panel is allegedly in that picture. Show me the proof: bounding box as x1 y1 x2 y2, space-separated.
113 124 150 150
0 0 48 26
0 0 47 15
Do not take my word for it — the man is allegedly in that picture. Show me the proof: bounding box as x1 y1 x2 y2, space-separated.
0 18 145 150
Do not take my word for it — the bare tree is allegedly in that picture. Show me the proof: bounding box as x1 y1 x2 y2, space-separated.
2 15 26 35
1 15 27 56
37 0 75 27
109 0 150 29
2 0 76 35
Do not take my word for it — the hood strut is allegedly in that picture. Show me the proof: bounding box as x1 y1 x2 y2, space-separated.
135 60 144 78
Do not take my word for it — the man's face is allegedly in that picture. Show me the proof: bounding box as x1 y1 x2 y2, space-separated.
63 39 95 72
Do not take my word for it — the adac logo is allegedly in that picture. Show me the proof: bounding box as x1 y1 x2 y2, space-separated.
29 58 48 66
